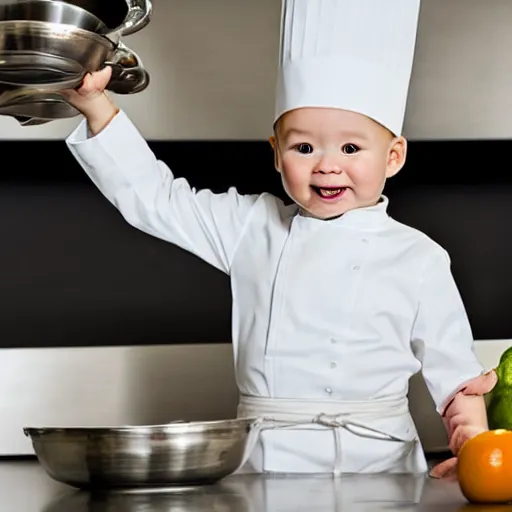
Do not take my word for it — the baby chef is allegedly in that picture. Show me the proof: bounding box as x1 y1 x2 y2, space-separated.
61 0 497 476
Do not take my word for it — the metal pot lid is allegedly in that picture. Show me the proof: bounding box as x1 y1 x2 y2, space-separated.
0 51 84 85
0 21 149 93
0 5 151 125
0 99 78 119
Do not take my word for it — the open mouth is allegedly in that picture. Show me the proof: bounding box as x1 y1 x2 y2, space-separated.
311 186 347 200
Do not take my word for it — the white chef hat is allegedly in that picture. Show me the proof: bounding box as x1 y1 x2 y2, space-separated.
274 0 421 136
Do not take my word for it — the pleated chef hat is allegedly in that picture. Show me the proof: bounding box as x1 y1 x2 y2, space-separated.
274 0 421 136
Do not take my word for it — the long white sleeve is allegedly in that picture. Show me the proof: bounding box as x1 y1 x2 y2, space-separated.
410 249 485 412
66 111 262 274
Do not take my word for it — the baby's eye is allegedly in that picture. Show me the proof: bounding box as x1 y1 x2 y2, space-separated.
342 143 359 155
295 143 313 154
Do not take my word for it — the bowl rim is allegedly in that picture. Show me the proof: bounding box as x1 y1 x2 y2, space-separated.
0 19 114 48
23 416 261 437
0 0 108 28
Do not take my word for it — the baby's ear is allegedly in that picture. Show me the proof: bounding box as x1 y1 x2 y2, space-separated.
385 136 407 178
269 136 281 173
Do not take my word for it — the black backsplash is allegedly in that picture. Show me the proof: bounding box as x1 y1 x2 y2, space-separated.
0 138 510 348
66 0 128 29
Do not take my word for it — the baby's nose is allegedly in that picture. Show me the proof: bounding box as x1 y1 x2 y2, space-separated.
315 156 343 174
314 148 344 173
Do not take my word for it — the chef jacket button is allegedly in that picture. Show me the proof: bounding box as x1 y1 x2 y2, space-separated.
353 265 360 271
325 387 332 394
330 361 337 368
330 338 337 344
362 238 369 243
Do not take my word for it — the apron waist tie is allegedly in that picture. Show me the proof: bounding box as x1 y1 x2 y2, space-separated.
237 393 418 474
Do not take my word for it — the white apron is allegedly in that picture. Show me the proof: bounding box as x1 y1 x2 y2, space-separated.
236 393 426 474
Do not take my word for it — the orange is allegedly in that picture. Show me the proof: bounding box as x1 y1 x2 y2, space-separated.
457 429 512 503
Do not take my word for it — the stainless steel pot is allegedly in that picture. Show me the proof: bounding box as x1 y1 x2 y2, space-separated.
0 0 152 39
0 0 106 33
23 418 262 490
0 0 152 124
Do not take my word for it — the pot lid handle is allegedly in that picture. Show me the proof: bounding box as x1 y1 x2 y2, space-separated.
109 0 152 38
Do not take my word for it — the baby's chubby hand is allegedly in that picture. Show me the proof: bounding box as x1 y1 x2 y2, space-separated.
61 67 119 135
429 424 487 480
428 370 498 481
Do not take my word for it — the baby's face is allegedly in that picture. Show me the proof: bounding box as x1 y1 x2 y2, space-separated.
271 108 407 219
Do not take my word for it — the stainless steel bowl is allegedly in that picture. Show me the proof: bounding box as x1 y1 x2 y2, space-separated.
24 418 260 491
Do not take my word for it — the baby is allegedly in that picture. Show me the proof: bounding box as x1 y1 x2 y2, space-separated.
270 107 403 220
61 0 496 476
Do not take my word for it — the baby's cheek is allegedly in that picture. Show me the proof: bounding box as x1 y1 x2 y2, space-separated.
282 169 307 191
353 167 386 189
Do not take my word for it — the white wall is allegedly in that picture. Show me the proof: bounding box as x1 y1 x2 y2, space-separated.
404 0 512 140
1 0 512 140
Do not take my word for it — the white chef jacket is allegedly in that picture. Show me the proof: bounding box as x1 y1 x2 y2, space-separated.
66 111 485 474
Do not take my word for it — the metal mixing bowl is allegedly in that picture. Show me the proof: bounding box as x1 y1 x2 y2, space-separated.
24 418 260 491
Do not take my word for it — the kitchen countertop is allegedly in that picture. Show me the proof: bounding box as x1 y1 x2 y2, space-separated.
0 459 488 512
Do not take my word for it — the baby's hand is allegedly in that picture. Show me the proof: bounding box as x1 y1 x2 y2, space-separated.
61 67 112 109
61 67 119 135
448 422 487 456
429 425 486 480
430 456 458 480
430 371 497 481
